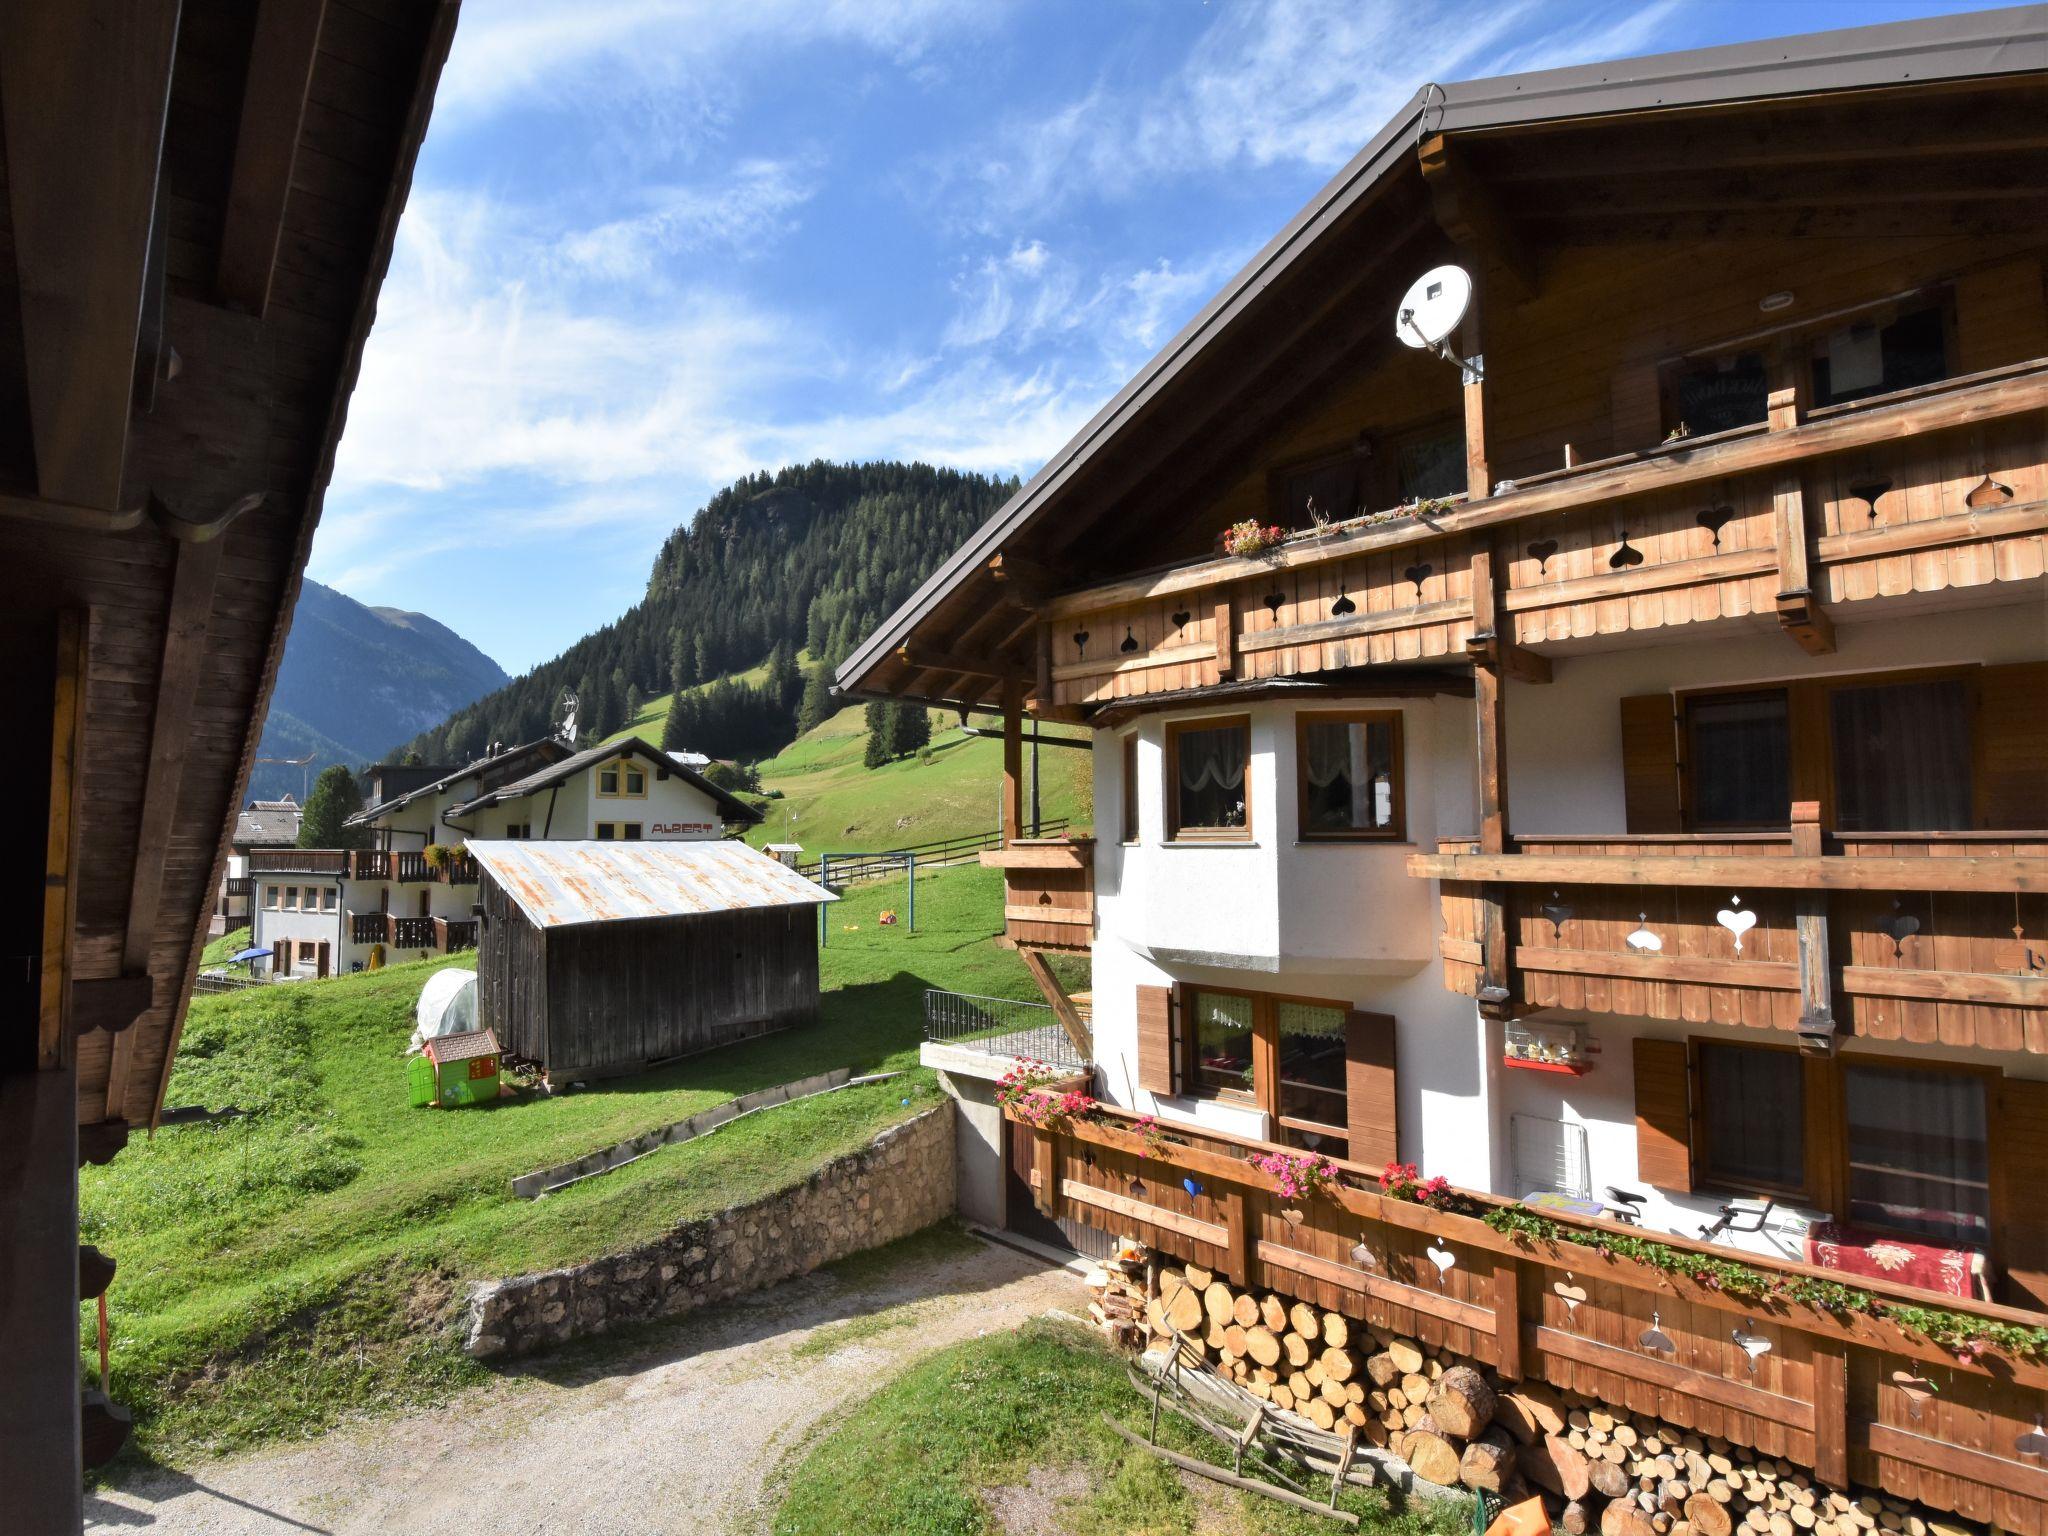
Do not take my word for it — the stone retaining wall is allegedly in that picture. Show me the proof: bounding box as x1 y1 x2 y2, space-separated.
464 1101 956 1358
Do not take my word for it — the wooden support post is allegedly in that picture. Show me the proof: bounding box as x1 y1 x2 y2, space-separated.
1223 1187 1254 1288
1790 802 1838 1055
1772 473 1835 655
1000 674 1023 846
1035 622 1053 710
214 0 328 316
1032 1128 1059 1217
1811 1338 1849 1489
1214 596 1236 680
1491 1251 1523 1381
1019 947 1093 1061
1466 535 1550 682
1461 295 1490 502
1476 885 1515 1019
105 536 225 1121
0 1059 84 1531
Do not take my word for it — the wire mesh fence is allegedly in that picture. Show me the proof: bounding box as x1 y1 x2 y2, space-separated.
922 987 1089 1071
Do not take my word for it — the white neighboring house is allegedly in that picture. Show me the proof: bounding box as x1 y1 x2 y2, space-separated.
210 796 300 935
248 736 759 977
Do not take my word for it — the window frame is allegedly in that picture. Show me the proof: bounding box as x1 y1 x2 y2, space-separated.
1295 709 1406 842
1120 732 1140 844
1835 1050 1997 1248
1266 436 1375 528
1689 1037 1812 1203
1676 664 1982 834
598 764 620 796
1165 714 1253 844
1385 414 1467 505
1177 982 1354 1156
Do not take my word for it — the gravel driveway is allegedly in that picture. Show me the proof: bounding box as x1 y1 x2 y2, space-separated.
87 1232 1081 1536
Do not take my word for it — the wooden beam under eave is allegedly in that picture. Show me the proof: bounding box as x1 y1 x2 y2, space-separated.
104 535 224 1123
1418 134 1536 303
214 0 326 317
0 0 181 513
897 644 1007 680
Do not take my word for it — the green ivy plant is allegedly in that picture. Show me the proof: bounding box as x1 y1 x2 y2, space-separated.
1483 1207 2048 1366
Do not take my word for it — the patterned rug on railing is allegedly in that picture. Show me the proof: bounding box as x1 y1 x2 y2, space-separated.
1088 1252 1985 1536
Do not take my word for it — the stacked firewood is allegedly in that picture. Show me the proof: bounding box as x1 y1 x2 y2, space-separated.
1085 1262 1974 1536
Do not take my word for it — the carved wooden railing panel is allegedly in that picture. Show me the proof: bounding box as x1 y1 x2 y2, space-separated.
1421 835 2048 1051
1024 1105 2048 1535
980 837 1094 950
1035 365 2048 709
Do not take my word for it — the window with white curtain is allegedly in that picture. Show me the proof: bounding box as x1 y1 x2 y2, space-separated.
1168 717 1250 839
1298 712 1403 839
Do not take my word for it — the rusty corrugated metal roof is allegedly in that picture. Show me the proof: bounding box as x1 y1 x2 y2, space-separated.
468 839 837 929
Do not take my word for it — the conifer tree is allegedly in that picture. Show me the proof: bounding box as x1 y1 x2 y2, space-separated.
795 663 833 737
896 704 931 754
298 764 371 850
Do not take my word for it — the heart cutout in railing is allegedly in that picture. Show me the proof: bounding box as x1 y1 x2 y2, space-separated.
1182 1177 1204 1199
1120 626 1139 653
1717 897 1757 955
1696 505 1734 550
2017 1417 2048 1459
1264 591 1286 616
1527 538 1559 573
1965 473 2014 509
1891 1370 1938 1419
1072 630 1089 655
1280 1207 1305 1227
1403 562 1433 593
1880 902 1921 958
1350 1242 1377 1268
1331 592 1356 617
1553 1280 1587 1325
1171 609 1191 630
1426 1244 1456 1277
1732 1321 1772 1375
1626 915 1663 953
1609 533 1644 569
1539 896 1574 932
1848 478 1891 522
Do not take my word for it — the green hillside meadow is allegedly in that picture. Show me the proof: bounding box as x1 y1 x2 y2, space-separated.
83 863 1048 1465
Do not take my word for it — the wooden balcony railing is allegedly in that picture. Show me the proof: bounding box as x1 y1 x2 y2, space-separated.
436 916 478 952
1409 827 2047 1053
223 876 252 897
348 910 389 945
248 848 346 875
349 849 391 879
979 837 1094 951
1017 1103 2048 1535
1034 361 2046 708
390 915 436 950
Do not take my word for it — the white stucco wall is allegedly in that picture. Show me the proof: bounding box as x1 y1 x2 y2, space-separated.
1088 693 1494 1188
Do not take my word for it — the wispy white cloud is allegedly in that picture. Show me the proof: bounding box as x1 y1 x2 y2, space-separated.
561 158 819 279
927 0 1682 232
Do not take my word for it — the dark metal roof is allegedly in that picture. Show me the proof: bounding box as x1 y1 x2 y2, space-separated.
444 735 763 826
836 4 2048 699
345 738 565 825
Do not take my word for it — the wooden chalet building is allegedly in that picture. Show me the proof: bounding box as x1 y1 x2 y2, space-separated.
0 2 458 1526
843 10 2048 1532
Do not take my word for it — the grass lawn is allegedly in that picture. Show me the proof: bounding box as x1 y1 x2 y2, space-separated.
772 1319 1476 1536
85 861 1039 1465
200 926 251 967
746 703 1093 856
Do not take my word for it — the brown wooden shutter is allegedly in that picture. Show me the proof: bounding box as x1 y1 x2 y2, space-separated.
1975 662 2048 829
1619 695 1683 833
1632 1037 1693 1192
1344 1010 1399 1170
1995 1076 2048 1310
1135 984 1177 1096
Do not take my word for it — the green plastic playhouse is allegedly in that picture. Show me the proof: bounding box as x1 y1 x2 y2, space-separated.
408 1026 502 1108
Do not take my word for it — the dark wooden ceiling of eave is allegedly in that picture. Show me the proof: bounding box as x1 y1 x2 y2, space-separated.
1459 74 2048 243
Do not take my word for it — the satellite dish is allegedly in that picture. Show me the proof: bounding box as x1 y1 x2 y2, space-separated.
1395 264 1473 350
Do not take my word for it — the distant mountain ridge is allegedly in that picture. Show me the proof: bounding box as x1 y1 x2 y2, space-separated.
248 579 509 801
401 460 1018 765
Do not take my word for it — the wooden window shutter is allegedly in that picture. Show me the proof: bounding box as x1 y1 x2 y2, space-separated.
1344 1010 1399 1170
1619 695 1683 833
1632 1037 1694 1192
1975 662 2048 828
1995 1076 2048 1310
1135 984 1177 1096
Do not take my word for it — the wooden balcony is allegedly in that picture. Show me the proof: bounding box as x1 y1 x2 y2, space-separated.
347 849 478 884
247 848 346 875
348 910 388 945
1035 362 2046 710
1017 1103 2048 1535
348 850 391 880
979 836 1095 951
435 916 477 953
348 911 471 953
1409 830 2048 1053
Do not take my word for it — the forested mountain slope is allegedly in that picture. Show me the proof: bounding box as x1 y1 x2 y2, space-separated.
400 461 1017 764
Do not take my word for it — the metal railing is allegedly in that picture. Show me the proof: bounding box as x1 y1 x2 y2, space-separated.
799 818 1070 882
922 988 1088 1071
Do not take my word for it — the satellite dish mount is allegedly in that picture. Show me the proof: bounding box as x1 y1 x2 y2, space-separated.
1395 264 1482 385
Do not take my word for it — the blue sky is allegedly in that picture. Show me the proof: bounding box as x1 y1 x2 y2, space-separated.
314 0 1987 675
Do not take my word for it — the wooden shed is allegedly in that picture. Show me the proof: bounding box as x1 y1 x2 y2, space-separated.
469 840 836 1081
